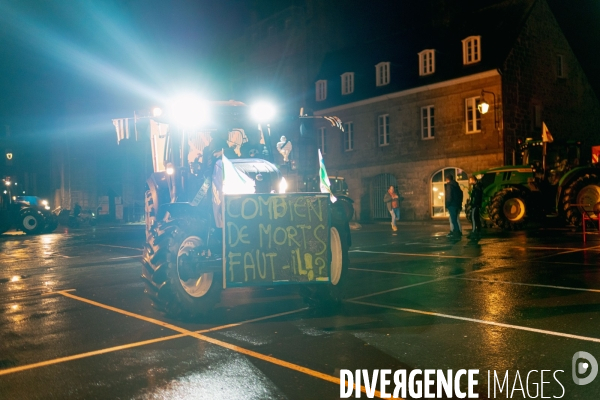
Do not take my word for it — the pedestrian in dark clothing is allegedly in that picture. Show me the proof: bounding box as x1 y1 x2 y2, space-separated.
444 175 463 238
467 175 483 239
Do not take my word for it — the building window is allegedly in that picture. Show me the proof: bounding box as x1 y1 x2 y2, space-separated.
431 168 469 218
341 72 354 95
465 97 481 133
418 50 435 76
375 62 390 86
556 55 565 78
421 106 435 139
378 114 390 146
344 122 354 151
316 80 327 101
318 127 327 154
462 36 481 65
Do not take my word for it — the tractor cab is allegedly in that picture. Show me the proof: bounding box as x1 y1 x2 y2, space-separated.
520 139 581 185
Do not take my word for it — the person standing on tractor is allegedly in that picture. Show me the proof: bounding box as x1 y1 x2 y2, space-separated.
467 175 483 239
384 185 400 231
445 174 463 238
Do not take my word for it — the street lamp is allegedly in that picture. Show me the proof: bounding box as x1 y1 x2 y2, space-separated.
477 90 499 130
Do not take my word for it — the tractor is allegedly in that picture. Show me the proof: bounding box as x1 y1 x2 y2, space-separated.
467 139 600 230
117 99 353 319
0 182 58 235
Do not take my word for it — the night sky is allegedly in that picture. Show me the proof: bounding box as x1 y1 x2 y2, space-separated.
0 0 598 139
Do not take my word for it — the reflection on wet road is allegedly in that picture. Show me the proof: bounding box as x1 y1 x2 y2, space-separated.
1 224 600 399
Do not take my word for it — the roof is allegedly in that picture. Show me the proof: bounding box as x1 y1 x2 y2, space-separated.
312 0 537 109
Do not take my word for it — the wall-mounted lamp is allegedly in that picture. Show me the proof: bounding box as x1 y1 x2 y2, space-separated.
477 90 499 130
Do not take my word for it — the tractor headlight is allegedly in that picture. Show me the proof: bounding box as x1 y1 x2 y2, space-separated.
169 94 209 127
251 102 276 122
41 199 48 206
279 177 288 194
166 163 175 175
44 206 50 210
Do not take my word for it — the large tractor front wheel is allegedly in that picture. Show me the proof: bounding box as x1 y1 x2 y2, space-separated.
560 172 600 227
20 209 44 235
301 225 350 310
142 217 221 319
488 187 528 230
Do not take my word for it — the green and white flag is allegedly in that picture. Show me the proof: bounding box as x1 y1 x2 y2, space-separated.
318 149 337 203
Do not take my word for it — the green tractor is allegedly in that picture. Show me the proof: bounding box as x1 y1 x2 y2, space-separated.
0 184 58 235
468 139 600 230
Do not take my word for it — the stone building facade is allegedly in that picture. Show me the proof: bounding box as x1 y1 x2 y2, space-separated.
312 0 600 221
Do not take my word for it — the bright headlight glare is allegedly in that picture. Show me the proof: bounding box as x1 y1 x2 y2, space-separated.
251 102 276 122
279 177 288 194
44 206 50 210
168 94 209 126
152 107 163 117
42 200 49 206
166 163 175 175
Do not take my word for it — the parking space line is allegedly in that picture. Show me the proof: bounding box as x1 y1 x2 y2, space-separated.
349 300 600 344
349 277 452 301
351 250 472 259
96 244 143 251
451 277 600 293
350 268 435 277
107 255 142 260
531 245 600 260
0 298 308 377
53 291 391 399
0 334 188 376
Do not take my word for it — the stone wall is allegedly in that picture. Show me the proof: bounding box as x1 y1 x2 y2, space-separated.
502 0 600 157
316 74 504 220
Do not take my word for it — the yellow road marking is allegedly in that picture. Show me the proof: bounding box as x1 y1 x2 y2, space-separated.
0 299 306 376
53 291 393 399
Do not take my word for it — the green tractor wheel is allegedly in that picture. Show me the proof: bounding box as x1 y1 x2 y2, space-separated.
488 187 529 230
560 172 600 226
142 216 222 320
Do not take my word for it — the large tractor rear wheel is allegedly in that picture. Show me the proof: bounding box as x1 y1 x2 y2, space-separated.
560 172 600 226
488 187 528 230
142 217 221 320
301 225 350 310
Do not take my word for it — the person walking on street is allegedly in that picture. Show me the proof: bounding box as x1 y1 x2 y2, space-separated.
384 185 400 231
467 175 483 239
444 175 463 238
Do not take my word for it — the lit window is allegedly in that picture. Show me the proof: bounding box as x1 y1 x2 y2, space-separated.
378 114 390 146
556 55 565 78
421 106 435 139
318 127 327 154
418 50 435 76
344 122 354 151
430 168 469 218
465 97 481 133
375 62 390 86
341 72 354 95
316 80 327 101
462 36 481 65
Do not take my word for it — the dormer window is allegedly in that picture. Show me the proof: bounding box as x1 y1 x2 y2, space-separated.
462 36 481 65
418 50 435 76
316 80 327 101
341 72 354 95
375 62 390 86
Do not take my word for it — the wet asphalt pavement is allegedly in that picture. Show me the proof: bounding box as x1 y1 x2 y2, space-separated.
1 222 600 399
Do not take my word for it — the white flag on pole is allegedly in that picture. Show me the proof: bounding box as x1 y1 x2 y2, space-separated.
112 118 130 144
